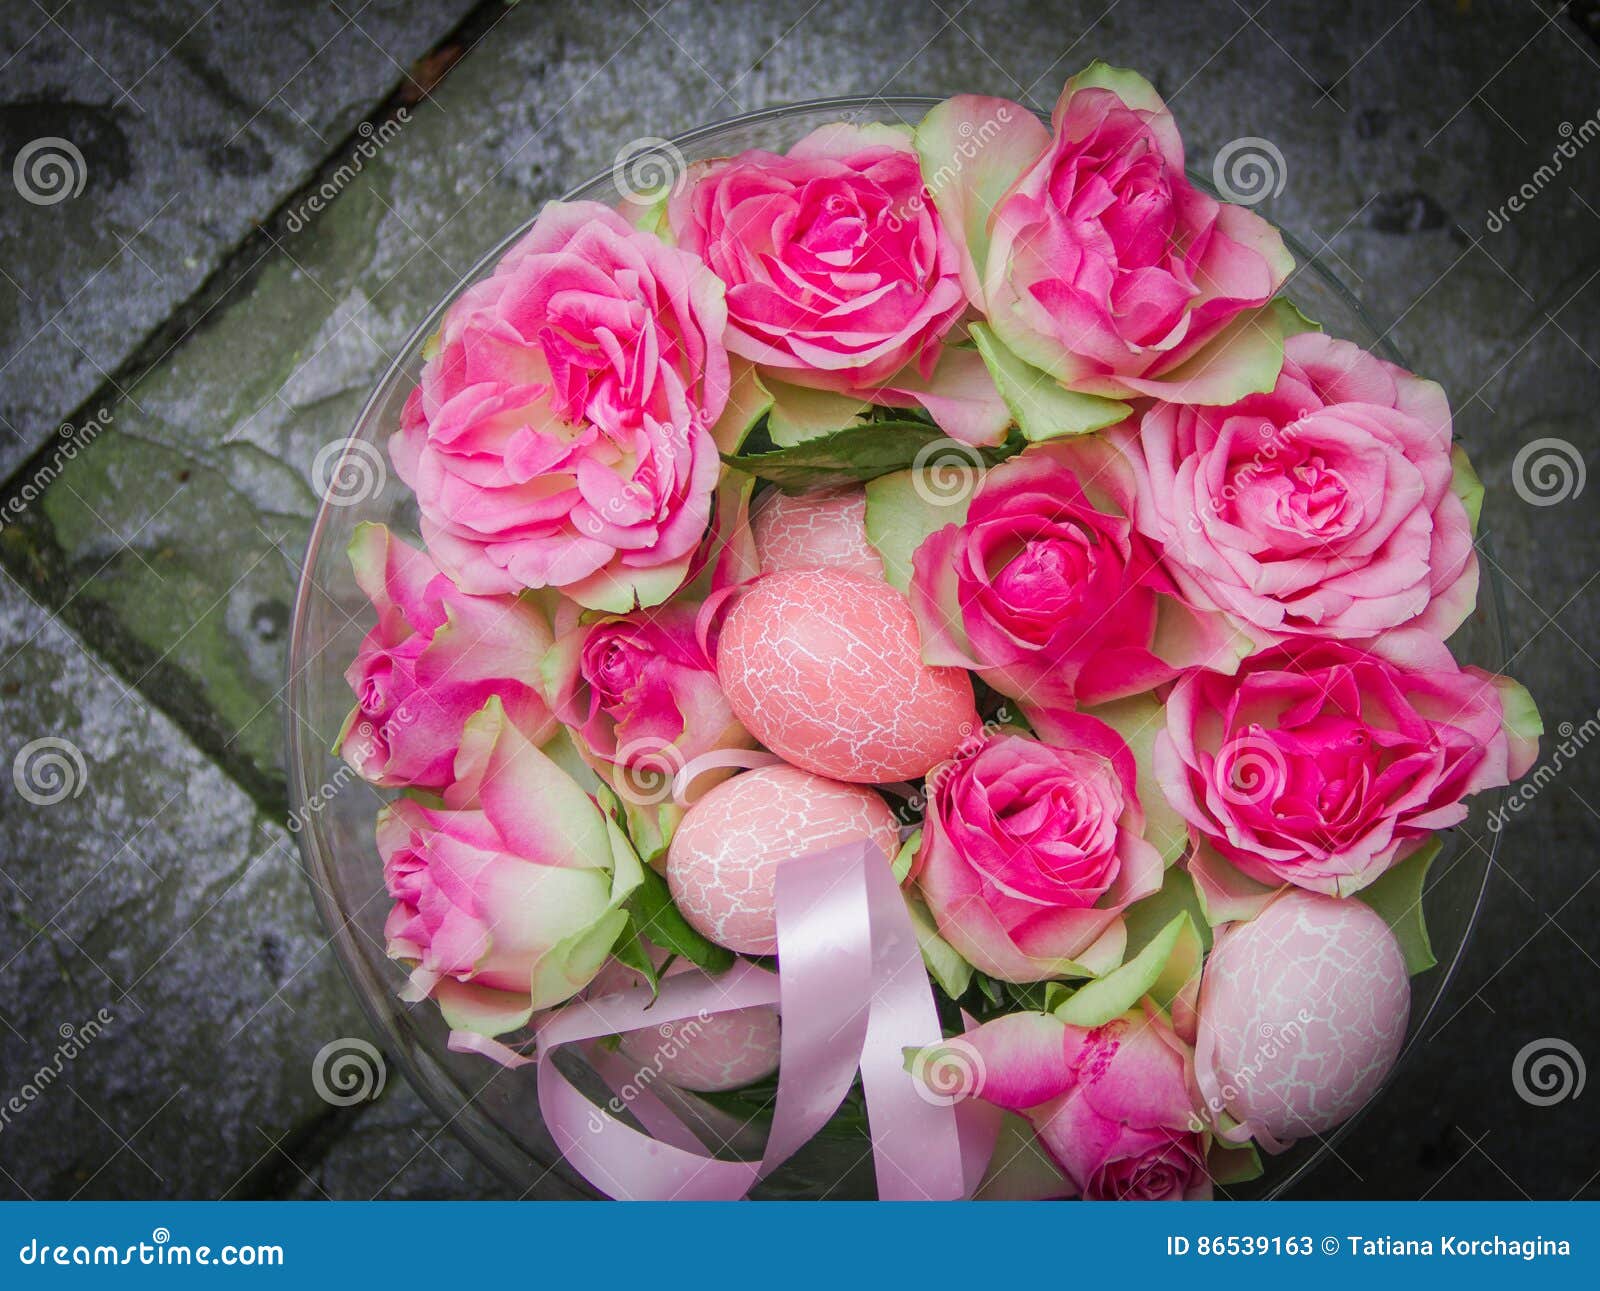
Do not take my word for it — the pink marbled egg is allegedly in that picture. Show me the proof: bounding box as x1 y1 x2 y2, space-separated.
1197 890 1410 1144
616 961 781 1092
752 487 885 579
666 764 900 953
716 569 976 782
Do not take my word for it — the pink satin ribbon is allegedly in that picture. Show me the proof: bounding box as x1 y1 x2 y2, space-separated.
532 840 997 1200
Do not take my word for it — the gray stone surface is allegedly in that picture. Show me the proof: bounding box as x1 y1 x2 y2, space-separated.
0 0 479 478
0 0 1595 1199
0 571 439 1199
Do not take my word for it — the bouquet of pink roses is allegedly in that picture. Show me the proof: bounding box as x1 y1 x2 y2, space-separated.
334 64 1540 1201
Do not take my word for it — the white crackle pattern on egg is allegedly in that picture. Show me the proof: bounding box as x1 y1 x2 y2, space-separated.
666 764 900 954
752 487 885 579
1198 889 1410 1143
716 568 975 782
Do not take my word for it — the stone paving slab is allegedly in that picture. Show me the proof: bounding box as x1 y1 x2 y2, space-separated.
0 0 1596 1198
0 0 480 479
281 1081 504 1201
0 571 446 1199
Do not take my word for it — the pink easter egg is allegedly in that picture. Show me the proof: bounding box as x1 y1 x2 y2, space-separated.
715 568 976 782
752 487 885 579
615 962 781 1093
666 764 901 954
1197 889 1410 1144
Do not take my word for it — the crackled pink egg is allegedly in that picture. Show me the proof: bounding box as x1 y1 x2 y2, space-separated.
716 569 976 782
1197 890 1410 1144
615 961 781 1092
752 487 885 579
667 763 900 953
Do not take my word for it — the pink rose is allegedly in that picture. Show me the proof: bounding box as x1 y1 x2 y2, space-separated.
669 123 963 392
917 1009 1211 1200
391 200 730 612
380 697 642 1037
913 716 1164 980
339 523 554 790
909 442 1240 711
1107 332 1480 644
667 125 1006 444
1157 635 1541 897
919 64 1293 414
542 601 750 853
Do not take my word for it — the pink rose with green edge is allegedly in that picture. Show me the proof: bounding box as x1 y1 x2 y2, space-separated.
906 440 1246 712
379 696 643 1039
916 63 1294 434
390 200 730 613
665 123 1009 446
1157 633 1542 901
338 522 555 790
1107 332 1481 645
911 715 1165 982
919 1008 1213 1199
541 600 752 858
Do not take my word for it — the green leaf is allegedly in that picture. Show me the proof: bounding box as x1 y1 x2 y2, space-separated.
1451 443 1485 537
1053 913 1190 1028
970 322 1130 441
891 829 922 883
1354 837 1440 975
626 865 735 975
1207 1137 1264 1186
611 928 661 997
723 421 995 492
1273 296 1322 337
864 468 972 593
1123 865 1213 957
903 891 974 1000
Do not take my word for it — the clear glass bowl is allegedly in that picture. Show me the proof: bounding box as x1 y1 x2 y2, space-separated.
286 96 1508 1200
